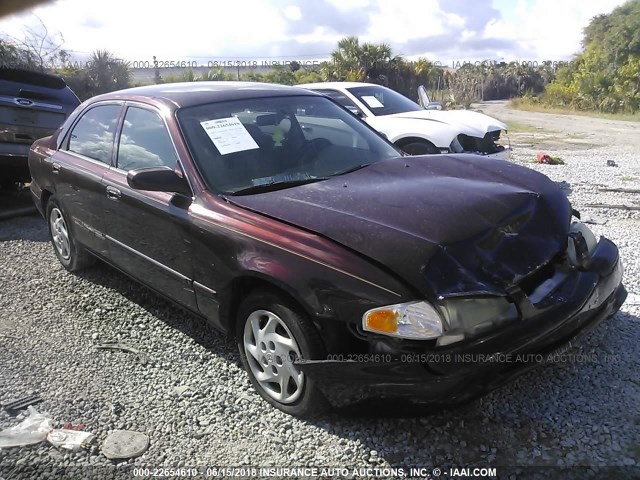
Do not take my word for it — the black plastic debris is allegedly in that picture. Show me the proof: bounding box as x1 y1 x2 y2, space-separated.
3 395 43 413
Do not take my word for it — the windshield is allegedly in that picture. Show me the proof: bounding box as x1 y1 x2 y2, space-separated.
177 95 401 195
347 85 424 116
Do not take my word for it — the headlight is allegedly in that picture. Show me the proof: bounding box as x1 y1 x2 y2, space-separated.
435 296 517 346
362 301 444 340
567 221 597 267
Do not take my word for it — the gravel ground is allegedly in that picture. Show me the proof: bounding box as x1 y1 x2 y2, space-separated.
0 107 639 479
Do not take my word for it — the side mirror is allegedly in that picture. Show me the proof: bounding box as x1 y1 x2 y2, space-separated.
425 102 443 110
127 166 192 196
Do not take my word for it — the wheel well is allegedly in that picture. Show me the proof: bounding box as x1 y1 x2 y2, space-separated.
41 189 53 212
220 276 315 337
395 136 436 149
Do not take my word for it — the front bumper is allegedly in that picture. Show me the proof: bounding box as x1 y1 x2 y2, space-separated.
484 146 511 160
298 236 626 408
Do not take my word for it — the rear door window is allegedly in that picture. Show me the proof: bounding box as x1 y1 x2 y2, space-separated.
67 105 121 164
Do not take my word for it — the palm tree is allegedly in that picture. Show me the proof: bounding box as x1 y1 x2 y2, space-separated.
86 49 130 95
327 36 366 81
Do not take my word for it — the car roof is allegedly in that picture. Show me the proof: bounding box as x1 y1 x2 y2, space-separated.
297 82 382 90
89 81 319 109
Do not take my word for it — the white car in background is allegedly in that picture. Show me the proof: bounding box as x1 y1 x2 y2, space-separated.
298 82 510 158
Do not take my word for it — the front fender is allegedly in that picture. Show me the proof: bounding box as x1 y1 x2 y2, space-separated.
189 198 417 341
366 117 459 149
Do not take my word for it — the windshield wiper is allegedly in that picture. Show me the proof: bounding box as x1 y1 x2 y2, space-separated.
230 177 326 196
230 165 372 195
332 163 371 176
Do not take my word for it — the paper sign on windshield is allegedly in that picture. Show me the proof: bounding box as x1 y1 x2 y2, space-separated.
200 117 259 155
361 95 384 108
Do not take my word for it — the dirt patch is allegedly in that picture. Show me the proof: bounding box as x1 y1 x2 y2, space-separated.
474 100 640 150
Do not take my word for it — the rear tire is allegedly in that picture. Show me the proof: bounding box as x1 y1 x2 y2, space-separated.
46 197 95 272
236 289 329 417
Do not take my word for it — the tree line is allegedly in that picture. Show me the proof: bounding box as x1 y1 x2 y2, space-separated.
158 37 555 108
3 2 637 114
535 0 640 113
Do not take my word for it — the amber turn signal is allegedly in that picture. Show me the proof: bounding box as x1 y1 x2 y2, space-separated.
365 310 398 333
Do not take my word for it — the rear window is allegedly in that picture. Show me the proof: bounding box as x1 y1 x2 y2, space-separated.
0 68 67 90
0 69 79 108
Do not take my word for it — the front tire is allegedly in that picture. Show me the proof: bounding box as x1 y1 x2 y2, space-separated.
46 197 95 272
236 289 328 417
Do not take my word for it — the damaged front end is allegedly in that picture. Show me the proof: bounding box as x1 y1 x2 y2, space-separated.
429 218 625 348
298 215 626 408
451 130 511 159
230 155 626 408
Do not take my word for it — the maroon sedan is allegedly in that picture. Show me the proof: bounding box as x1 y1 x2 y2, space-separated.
28 82 626 417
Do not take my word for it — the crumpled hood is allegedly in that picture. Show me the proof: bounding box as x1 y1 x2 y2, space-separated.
229 155 570 298
389 109 507 138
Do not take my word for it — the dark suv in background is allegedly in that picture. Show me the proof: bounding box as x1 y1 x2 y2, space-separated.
0 68 79 189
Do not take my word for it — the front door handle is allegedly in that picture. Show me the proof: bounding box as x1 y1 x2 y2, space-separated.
106 186 121 200
52 162 61 174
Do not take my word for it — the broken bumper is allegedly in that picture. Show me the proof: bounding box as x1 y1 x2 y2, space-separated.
485 146 511 160
298 237 626 408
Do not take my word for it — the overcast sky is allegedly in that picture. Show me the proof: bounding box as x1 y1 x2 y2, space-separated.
0 0 628 67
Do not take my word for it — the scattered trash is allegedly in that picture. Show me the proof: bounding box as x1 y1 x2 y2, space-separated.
173 385 195 396
93 341 148 365
598 187 640 194
0 406 53 448
3 394 43 413
581 214 608 226
584 203 640 211
109 401 124 417
536 152 550 163
102 430 149 459
536 152 564 165
62 422 86 431
47 428 95 451
607 160 618 167
93 341 139 354
238 393 255 402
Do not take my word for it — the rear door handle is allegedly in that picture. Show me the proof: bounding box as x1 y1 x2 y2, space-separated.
52 162 61 174
106 186 121 200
